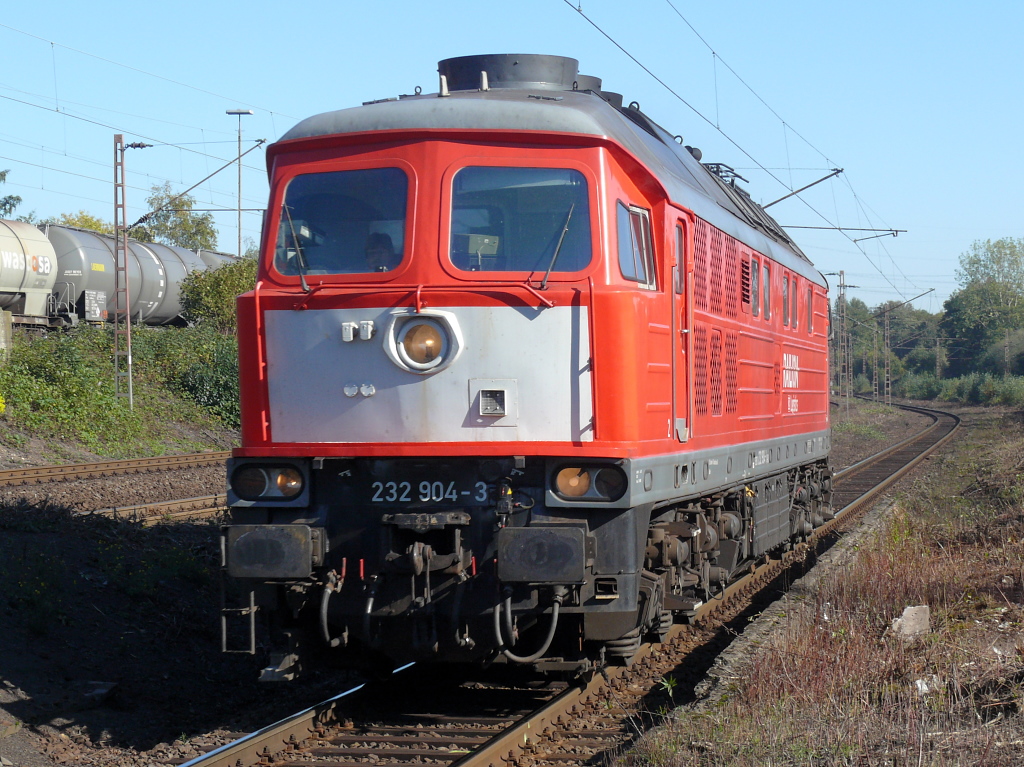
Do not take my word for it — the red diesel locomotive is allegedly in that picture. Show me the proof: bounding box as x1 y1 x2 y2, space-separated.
223 54 832 679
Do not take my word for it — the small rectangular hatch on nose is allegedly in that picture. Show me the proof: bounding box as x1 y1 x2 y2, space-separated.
480 389 506 416
469 378 517 424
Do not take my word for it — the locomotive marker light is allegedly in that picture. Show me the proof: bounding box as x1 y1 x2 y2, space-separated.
231 464 305 501
556 467 591 497
552 465 628 501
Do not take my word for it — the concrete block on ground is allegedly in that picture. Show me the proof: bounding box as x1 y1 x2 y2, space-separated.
891 604 930 639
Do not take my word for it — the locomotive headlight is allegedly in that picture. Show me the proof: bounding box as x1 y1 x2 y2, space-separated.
383 310 464 375
231 465 305 501
555 467 591 497
400 320 446 367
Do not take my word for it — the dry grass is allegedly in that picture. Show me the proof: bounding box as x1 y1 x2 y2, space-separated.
623 412 1024 765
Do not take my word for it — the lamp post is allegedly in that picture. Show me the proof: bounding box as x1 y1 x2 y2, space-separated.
226 109 253 257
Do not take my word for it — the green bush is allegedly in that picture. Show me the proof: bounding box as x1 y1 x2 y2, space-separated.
128 325 241 428
896 371 1024 407
0 326 144 451
893 372 943 399
175 340 240 426
179 257 258 333
0 324 239 456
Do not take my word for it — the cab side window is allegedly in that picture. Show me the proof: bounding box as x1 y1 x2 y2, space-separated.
751 258 760 317
782 275 789 326
617 202 656 289
790 276 799 329
675 224 684 294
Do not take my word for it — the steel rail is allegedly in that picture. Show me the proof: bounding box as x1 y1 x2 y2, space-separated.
835 401 942 481
177 403 959 767
0 451 230 487
84 494 227 525
177 682 370 767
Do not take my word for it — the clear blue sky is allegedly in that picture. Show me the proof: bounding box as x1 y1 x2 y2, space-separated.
3 1 1021 313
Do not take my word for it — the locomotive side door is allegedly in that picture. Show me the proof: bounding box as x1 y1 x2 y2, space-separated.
671 211 692 442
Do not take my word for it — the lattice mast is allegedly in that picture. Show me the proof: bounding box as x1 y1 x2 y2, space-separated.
836 271 849 413
873 323 879 400
113 135 133 409
884 310 892 406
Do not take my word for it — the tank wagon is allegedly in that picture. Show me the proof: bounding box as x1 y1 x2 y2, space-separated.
0 220 237 326
0 220 59 323
222 54 833 680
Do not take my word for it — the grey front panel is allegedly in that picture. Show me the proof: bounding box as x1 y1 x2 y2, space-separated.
265 305 593 443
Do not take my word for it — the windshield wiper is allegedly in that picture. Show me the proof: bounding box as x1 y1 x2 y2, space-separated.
540 202 575 291
282 205 311 293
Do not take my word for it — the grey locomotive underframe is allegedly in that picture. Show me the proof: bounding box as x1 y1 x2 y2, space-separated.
223 428 832 672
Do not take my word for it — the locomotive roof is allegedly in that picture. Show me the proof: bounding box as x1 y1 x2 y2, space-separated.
277 65 824 287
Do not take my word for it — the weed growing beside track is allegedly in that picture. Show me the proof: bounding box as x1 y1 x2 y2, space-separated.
0 324 238 461
624 406 1024 765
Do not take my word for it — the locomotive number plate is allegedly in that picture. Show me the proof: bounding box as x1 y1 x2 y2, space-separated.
369 479 489 505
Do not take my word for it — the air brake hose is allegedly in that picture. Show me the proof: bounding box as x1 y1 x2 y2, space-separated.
493 586 566 663
319 569 345 648
362 576 380 646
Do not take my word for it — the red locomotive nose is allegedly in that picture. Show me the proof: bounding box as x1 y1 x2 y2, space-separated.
225 51 832 679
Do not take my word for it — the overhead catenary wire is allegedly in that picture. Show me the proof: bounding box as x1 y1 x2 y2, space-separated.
0 22 299 122
0 28 276 231
563 0 922 302
0 147 268 211
0 91 267 173
0 80 246 140
128 140 267 232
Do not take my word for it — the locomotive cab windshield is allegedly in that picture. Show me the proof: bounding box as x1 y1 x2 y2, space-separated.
274 166 408 275
450 166 591 274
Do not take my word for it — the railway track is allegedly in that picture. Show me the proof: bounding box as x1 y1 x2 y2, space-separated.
0 450 230 487
83 494 227 525
177 403 960 767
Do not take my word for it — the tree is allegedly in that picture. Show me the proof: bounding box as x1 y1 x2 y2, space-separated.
179 257 259 333
955 238 1024 311
940 280 1024 377
42 210 114 234
0 170 22 218
131 182 218 250
933 238 1024 376
242 236 260 259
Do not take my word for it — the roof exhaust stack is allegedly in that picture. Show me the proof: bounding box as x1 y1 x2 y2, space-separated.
438 54 579 92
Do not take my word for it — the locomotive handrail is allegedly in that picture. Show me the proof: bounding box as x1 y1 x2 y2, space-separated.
290 282 556 311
